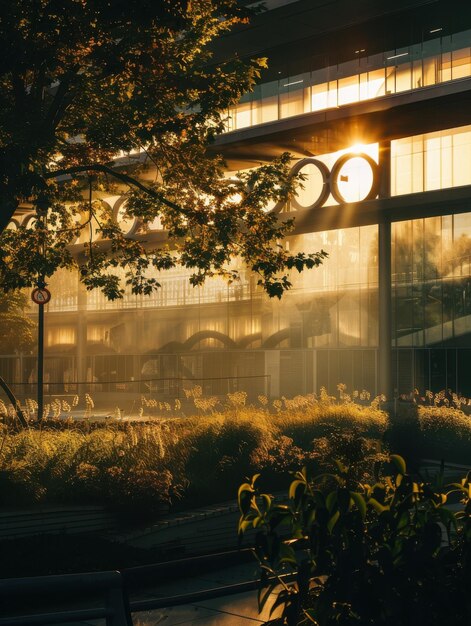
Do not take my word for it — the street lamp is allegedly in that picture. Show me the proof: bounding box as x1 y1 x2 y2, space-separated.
32 196 51 421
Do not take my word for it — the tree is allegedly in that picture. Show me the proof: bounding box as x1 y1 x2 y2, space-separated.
0 290 36 354
0 0 326 300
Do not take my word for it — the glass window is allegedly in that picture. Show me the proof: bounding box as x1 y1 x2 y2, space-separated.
440 51 452 82
392 125 471 196
422 38 441 86
251 85 262 126
279 73 306 118
338 74 359 105
366 69 386 98
424 135 442 190
451 29 471 50
395 60 412 92
311 66 329 111
221 29 471 133
311 82 329 110
452 47 471 79
327 80 338 108
453 129 471 186
423 56 438 86
235 99 251 130
260 80 279 124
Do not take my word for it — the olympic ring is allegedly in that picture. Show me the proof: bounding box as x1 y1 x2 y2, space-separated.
274 152 380 213
112 196 140 236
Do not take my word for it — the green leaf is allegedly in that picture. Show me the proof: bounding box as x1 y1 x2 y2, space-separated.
334 459 348 475
326 491 337 513
350 491 367 520
368 498 389 515
437 507 458 532
289 479 305 502
278 542 297 565
261 493 273 513
238 519 253 534
327 510 340 533
238 482 255 515
390 454 407 476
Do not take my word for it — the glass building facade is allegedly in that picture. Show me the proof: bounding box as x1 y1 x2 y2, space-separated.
225 30 471 132
3 0 471 407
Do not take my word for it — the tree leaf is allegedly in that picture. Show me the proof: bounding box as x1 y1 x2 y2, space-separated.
390 454 407 476
350 491 367 520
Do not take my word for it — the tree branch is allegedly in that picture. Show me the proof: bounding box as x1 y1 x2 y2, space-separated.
0 375 28 428
45 164 188 215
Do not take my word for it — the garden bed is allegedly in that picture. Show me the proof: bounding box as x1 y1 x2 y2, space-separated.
0 388 469 521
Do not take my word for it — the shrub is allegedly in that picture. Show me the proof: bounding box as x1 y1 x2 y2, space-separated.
238 455 471 626
0 425 175 514
273 394 387 450
389 402 471 465
176 410 277 503
0 390 389 514
417 405 471 463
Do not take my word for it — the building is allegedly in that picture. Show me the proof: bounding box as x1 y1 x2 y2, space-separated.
4 0 471 406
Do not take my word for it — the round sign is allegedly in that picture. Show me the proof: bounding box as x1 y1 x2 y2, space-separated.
31 287 51 305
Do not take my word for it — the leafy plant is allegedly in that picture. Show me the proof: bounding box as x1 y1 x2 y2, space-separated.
0 290 36 353
238 455 471 625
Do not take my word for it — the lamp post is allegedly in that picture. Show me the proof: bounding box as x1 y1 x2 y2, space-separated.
31 279 51 421
33 196 50 421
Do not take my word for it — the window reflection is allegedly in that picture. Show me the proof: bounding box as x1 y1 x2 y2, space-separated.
393 212 471 349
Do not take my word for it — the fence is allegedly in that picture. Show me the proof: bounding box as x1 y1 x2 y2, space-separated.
0 549 292 626
0 570 132 626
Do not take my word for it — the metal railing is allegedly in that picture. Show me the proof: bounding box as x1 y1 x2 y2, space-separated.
0 570 132 626
0 550 279 626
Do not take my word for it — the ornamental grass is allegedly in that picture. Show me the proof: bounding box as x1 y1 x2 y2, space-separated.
1 386 468 518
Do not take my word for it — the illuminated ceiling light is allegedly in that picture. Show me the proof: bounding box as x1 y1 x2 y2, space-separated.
429 27 443 33
386 52 409 60
283 79 304 87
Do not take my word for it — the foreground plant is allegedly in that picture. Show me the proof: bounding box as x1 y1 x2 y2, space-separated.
238 455 471 625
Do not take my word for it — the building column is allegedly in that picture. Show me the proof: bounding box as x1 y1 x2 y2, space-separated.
378 221 392 401
77 279 87 393
378 141 393 402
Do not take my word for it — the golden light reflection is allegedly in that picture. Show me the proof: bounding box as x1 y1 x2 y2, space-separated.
291 143 378 209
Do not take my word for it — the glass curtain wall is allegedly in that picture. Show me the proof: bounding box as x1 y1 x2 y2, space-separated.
392 212 471 346
225 30 471 132
37 224 379 399
47 225 378 350
391 124 471 195
392 212 471 395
